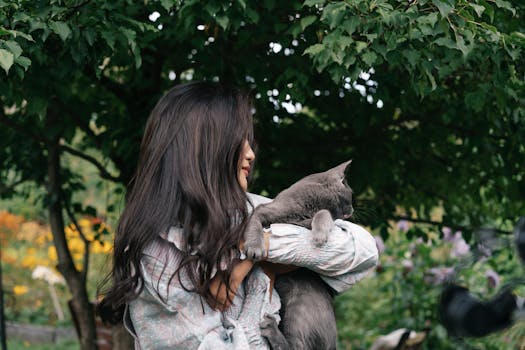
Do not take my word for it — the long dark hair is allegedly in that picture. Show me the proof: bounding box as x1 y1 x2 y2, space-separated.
98 81 254 323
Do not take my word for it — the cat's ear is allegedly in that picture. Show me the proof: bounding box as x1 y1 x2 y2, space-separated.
331 160 352 179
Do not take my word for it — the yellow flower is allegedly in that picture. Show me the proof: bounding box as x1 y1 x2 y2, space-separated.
21 255 37 268
91 241 112 254
35 231 53 246
13 285 28 296
79 218 91 228
68 237 85 255
48 246 58 263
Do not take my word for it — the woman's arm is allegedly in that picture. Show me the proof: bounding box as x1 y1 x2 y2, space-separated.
262 219 379 293
208 259 254 310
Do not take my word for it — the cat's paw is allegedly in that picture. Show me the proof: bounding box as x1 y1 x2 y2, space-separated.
243 234 266 260
260 314 279 338
243 217 265 260
312 209 333 246
312 228 329 246
260 314 289 350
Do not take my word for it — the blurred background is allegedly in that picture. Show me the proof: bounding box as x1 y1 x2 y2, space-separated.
1 0 524 349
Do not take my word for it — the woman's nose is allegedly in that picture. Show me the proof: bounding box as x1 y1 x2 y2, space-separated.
245 143 255 161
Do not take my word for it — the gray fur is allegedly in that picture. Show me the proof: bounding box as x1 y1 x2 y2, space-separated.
244 160 354 350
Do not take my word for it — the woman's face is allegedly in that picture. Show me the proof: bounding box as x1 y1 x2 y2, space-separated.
238 140 255 191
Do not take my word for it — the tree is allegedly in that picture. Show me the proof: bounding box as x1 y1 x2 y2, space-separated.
1 0 524 348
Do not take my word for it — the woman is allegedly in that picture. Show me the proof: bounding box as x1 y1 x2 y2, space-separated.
99 81 378 349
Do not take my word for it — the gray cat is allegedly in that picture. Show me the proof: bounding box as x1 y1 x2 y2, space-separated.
243 160 354 350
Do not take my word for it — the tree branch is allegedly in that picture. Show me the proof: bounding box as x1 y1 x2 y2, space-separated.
60 144 123 183
0 178 28 196
0 109 45 144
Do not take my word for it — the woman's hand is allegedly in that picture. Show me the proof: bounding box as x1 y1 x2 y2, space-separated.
208 259 254 310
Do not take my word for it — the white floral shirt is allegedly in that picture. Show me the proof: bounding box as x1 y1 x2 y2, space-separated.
124 193 379 349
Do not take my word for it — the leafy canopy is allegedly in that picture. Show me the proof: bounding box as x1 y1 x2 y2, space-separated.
1 0 524 237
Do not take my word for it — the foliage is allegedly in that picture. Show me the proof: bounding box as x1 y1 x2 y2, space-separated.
335 221 525 349
1 211 111 326
1 0 523 232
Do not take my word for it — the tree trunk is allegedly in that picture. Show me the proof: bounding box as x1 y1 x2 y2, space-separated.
46 124 98 350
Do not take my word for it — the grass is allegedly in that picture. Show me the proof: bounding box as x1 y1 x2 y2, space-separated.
6 339 80 350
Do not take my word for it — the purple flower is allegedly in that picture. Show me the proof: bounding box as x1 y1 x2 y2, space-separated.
442 226 453 241
374 235 385 254
451 236 471 258
424 267 455 285
397 220 409 232
443 229 471 258
485 270 500 289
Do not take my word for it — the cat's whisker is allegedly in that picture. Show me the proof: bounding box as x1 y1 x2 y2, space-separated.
351 205 379 224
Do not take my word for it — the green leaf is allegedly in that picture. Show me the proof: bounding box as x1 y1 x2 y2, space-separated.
510 31 525 47
493 0 516 15
300 15 317 30
338 35 353 49
3 40 22 58
434 36 456 49
101 31 116 49
216 14 229 29
84 28 96 46
121 28 136 45
321 2 347 29
303 43 324 56
246 8 260 23
416 12 439 27
160 0 173 11
130 41 142 69
342 16 360 35
0 48 14 73
8 30 34 42
362 51 377 66
15 55 31 71
468 3 485 17
12 12 30 23
50 21 71 42
355 41 368 53
402 49 420 67
478 1 494 22
424 68 437 90
0 27 10 36
304 0 325 7
455 34 469 56
330 49 344 64
432 0 453 17
237 0 247 9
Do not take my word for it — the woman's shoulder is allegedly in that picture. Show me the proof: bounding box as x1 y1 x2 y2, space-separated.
247 192 273 209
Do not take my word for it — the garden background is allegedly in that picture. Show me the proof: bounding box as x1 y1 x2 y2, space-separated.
1 0 524 349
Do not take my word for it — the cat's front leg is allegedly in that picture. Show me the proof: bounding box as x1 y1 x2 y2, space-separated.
311 209 334 246
260 314 290 350
243 215 266 260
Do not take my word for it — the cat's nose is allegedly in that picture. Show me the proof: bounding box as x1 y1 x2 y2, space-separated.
344 208 354 219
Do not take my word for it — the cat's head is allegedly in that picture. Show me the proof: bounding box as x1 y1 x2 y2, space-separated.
327 160 353 218
306 160 353 219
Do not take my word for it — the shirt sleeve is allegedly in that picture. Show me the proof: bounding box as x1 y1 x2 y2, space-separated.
265 219 379 294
